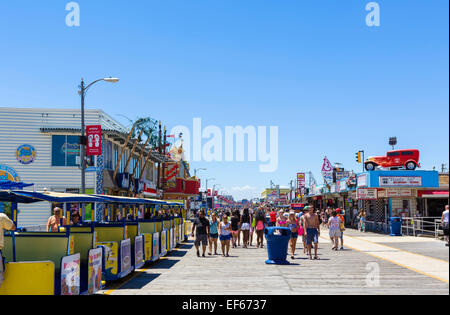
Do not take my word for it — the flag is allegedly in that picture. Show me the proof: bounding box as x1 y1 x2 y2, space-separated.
321 156 333 184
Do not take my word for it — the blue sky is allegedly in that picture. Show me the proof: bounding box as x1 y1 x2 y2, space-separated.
0 0 448 200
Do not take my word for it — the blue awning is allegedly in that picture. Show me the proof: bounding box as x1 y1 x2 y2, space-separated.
0 181 34 190
0 190 40 204
12 191 107 203
93 195 165 205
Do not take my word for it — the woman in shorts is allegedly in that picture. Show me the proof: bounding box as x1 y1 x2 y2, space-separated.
254 210 267 248
219 215 231 257
230 210 240 248
287 211 299 259
328 210 341 251
240 208 251 248
208 212 219 255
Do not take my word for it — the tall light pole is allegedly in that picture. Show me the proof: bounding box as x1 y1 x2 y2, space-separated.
79 77 119 194
205 178 215 193
194 168 207 177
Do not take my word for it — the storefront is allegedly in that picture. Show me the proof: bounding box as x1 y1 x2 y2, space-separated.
356 170 440 221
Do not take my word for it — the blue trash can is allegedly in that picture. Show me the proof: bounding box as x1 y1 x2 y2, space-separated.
264 227 290 265
390 217 403 236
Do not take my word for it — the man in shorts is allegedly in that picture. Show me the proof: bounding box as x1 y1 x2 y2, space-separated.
191 210 210 257
303 206 320 260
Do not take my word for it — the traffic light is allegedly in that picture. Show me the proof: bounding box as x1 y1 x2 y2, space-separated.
356 151 362 163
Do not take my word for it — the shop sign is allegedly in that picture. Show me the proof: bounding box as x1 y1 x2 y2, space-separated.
377 190 386 198
357 174 368 187
347 174 357 187
336 171 351 181
297 173 306 189
330 183 338 193
357 188 378 200
379 176 422 187
86 125 102 156
386 189 412 198
61 254 81 296
338 180 348 192
16 144 37 165
0 164 20 182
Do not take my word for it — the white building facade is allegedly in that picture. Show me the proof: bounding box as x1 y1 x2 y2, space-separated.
0 107 159 227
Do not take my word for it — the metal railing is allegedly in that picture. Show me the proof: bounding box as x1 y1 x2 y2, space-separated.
401 217 442 238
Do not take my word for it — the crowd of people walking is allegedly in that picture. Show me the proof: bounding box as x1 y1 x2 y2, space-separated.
190 204 359 260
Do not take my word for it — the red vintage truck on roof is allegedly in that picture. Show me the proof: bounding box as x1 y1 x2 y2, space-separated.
364 149 421 171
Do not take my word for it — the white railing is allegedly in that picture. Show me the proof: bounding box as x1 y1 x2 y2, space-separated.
401 217 442 238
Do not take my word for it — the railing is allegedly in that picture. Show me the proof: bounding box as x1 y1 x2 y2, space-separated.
435 219 443 240
401 217 442 238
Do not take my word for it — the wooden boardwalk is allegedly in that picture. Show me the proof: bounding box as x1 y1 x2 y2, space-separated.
100 229 449 295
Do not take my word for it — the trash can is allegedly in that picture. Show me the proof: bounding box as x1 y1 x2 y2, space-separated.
264 227 290 265
390 217 403 236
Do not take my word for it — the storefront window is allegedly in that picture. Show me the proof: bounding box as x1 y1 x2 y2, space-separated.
52 135 80 167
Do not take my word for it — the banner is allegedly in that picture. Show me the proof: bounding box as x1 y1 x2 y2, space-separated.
135 236 144 269
321 157 333 184
88 248 102 295
97 242 118 276
152 232 160 261
120 239 132 277
179 224 183 244
160 230 167 257
61 254 81 296
143 233 152 262
86 125 102 156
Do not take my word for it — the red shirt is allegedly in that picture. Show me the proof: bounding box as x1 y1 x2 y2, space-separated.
269 211 277 223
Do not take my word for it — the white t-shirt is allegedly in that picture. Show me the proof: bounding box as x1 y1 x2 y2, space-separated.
443 210 449 223
328 216 341 230
0 213 14 249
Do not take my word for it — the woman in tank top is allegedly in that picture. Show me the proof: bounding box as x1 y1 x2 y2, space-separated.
219 215 231 257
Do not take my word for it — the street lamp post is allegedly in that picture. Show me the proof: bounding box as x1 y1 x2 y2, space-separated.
79 77 119 194
194 168 207 177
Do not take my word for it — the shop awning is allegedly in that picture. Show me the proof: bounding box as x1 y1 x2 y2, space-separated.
13 191 107 203
417 190 449 198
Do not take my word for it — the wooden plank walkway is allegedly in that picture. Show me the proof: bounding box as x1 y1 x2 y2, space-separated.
100 229 449 295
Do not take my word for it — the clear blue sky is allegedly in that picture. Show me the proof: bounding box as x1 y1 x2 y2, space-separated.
1 0 448 200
